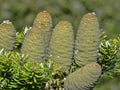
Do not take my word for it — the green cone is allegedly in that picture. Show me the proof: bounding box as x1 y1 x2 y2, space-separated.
21 26 44 62
64 62 102 90
21 11 52 62
75 13 100 67
0 20 16 51
33 11 53 59
49 21 74 71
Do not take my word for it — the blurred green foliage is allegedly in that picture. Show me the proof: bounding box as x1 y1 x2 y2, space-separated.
0 0 120 38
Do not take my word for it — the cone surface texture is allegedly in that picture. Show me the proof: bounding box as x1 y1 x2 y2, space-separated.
21 11 52 62
0 20 16 51
21 27 45 62
34 11 52 59
75 13 100 67
49 21 74 71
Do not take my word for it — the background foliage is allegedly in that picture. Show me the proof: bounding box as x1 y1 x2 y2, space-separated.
0 0 120 38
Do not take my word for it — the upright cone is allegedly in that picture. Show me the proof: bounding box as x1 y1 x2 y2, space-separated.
0 20 16 51
75 13 100 67
21 11 52 62
34 11 53 59
21 27 44 62
49 21 74 71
